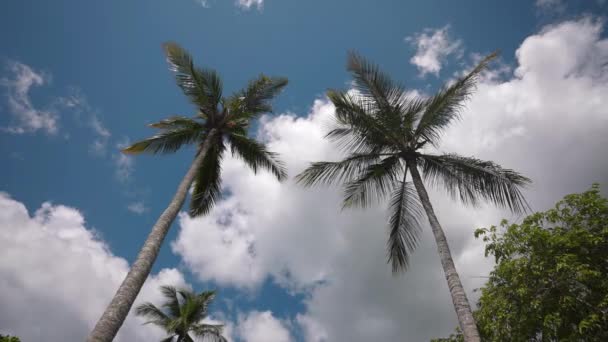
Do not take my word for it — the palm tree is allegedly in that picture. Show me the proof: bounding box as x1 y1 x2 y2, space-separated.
88 42 288 342
136 286 227 342
296 51 530 342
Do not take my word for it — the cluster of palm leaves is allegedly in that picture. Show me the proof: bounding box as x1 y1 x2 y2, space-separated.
88 43 530 342
135 286 226 342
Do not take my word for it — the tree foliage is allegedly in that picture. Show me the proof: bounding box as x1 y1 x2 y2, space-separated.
474 184 608 341
136 286 227 342
435 185 608 341
0 335 20 342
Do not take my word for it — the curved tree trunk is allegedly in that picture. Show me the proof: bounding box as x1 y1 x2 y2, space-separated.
88 130 217 342
408 161 481 342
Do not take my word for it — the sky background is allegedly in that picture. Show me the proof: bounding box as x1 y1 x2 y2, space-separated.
1 0 608 341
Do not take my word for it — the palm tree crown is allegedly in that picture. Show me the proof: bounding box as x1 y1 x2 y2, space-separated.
296 51 531 272
136 286 227 342
123 42 288 217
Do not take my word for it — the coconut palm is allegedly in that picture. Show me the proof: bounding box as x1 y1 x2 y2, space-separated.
88 42 288 342
136 286 227 342
296 51 530 342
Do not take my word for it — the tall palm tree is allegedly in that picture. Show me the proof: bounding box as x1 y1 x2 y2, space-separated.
88 42 288 342
296 51 530 342
136 286 227 342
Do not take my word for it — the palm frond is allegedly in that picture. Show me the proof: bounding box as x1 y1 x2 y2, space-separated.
189 136 225 217
342 155 402 209
227 134 287 181
163 42 222 115
295 153 388 187
160 336 176 342
387 171 424 273
326 90 403 153
414 52 498 145
418 153 531 213
231 74 288 118
159 285 182 319
347 51 405 113
148 116 204 130
135 302 170 327
190 324 227 342
121 127 203 155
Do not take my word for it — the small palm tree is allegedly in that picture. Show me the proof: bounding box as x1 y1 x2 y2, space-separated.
296 51 530 342
136 286 227 342
88 42 288 342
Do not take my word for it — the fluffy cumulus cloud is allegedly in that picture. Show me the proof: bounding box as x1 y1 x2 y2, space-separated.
0 193 189 341
0 61 58 134
236 311 292 342
406 26 463 77
173 17 608 341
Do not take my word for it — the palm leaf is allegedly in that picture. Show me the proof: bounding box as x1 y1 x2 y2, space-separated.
227 134 287 181
189 135 225 217
387 171 424 273
159 285 183 319
135 302 170 327
414 52 498 145
295 153 386 187
148 116 204 130
163 42 222 116
233 74 288 118
190 323 227 342
347 51 405 113
418 153 531 213
342 155 402 209
121 127 203 155
327 89 404 153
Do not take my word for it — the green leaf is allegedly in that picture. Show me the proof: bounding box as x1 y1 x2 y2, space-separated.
387 170 424 273
342 155 402 209
414 52 498 145
228 133 287 181
418 153 531 213
189 135 225 217
122 126 204 155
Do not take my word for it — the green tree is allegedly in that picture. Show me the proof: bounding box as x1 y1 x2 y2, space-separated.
88 43 288 342
136 286 227 342
296 51 530 342
0 335 21 342
473 184 608 341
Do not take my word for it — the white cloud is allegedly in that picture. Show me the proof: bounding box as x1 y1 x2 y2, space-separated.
236 0 263 10
114 153 134 182
191 0 264 10
0 192 189 341
113 139 135 182
535 0 564 10
55 88 112 155
406 26 463 77
127 201 149 215
195 0 211 8
0 61 58 134
236 311 292 342
89 115 112 155
173 17 608 341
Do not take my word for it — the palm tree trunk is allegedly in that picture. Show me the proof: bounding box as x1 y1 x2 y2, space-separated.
88 130 218 342
408 161 480 342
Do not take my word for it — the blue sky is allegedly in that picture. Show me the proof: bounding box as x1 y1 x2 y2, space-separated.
2 1 608 341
